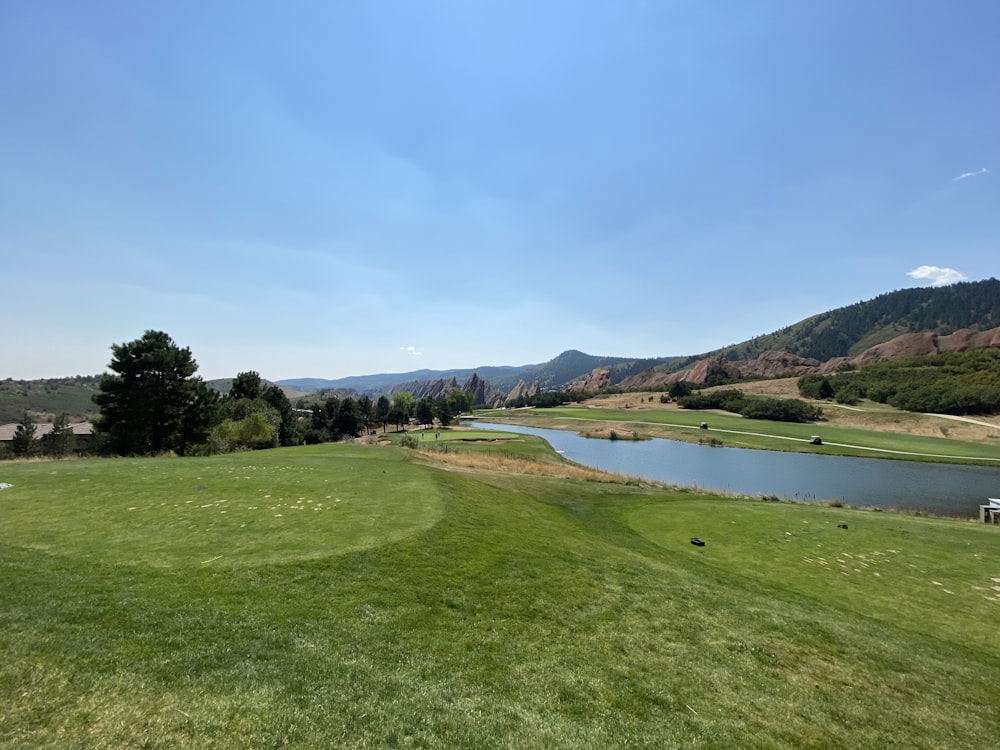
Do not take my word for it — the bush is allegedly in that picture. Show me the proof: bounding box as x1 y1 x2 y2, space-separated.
798 374 834 400
679 390 822 423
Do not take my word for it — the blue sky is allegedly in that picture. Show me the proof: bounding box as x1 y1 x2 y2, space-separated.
2 1 997 381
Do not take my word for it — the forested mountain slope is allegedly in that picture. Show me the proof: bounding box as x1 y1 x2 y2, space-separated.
715 278 1000 363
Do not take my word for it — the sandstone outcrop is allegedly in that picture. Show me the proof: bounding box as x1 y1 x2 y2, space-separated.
569 367 612 392
391 376 458 400
462 373 492 406
504 379 540 406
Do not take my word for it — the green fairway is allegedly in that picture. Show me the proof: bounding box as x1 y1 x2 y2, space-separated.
0 445 443 567
1 439 999 748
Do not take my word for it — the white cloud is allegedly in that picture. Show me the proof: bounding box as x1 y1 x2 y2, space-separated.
952 167 988 181
906 265 968 286
400 345 423 356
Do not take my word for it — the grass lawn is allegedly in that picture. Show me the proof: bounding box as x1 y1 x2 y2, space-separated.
2 437 999 748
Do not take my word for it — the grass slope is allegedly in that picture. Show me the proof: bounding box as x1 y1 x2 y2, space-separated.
1 435 998 748
0 377 100 423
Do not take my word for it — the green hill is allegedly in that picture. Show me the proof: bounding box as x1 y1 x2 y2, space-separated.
714 278 1000 362
0 376 102 423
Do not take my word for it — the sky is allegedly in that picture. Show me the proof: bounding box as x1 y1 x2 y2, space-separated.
2 0 997 381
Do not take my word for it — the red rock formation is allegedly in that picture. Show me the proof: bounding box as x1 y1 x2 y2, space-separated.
618 326 1000 390
570 368 612 392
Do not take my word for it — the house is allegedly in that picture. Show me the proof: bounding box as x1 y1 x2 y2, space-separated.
0 421 93 454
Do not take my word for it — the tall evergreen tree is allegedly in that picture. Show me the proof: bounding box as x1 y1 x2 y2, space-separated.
46 412 74 457
375 395 391 432
229 371 263 401
92 330 206 455
262 384 300 446
11 412 38 457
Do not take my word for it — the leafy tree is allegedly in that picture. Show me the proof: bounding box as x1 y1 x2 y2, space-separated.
387 405 406 432
798 375 835 400
678 389 822 423
218 375 298 450
668 380 694 399
11 412 38 457
45 412 74 458
208 413 276 453
445 388 473 417
415 397 436 428
92 330 209 455
436 398 454 427
529 391 566 408
393 392 415 425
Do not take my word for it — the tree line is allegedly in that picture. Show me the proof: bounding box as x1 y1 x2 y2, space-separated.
1 412 77 459
84 330 474 457
677 389 824 423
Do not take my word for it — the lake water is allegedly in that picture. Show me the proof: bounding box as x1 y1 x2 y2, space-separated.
466 421 1000 517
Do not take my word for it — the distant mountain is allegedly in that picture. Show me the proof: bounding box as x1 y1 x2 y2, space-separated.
487 350 668 392
7 279 999 419
712 278 1000 363
277 364 536 395
275 279 1000 397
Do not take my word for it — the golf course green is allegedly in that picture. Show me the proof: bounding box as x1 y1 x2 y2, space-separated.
1 432 998 748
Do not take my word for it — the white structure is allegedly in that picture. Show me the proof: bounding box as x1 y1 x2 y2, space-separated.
980 498 1000 523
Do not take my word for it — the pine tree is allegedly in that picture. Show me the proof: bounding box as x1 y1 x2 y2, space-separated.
46 413 74 457
11 412 38 457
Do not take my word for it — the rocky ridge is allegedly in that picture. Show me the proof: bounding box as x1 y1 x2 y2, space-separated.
618 325 1000 389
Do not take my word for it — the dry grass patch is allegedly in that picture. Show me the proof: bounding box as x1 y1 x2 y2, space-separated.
411 445 644 484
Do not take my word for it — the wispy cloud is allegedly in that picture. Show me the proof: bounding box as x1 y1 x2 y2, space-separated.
952 167 988 181
906 265 968 286
400 345 422 357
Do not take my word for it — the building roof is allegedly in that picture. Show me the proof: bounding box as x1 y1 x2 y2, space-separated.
0 422 93 441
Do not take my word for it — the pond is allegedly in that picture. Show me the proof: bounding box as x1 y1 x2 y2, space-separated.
466 421 1000 517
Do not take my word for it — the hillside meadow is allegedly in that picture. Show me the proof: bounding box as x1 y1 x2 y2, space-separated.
1 431 999 748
